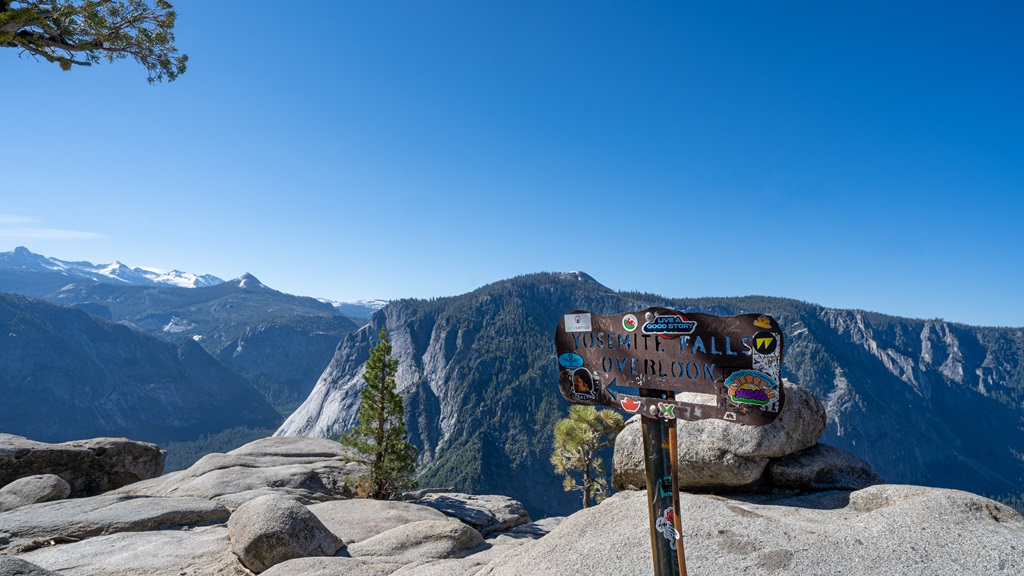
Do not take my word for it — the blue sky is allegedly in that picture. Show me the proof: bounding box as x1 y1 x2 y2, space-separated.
2 1 1022 327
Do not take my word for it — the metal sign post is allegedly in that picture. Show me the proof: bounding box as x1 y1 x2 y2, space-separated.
641 388 687 576
554 308 785 576
667 419 687 575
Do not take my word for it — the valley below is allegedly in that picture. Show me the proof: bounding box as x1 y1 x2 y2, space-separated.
1 248 1022 521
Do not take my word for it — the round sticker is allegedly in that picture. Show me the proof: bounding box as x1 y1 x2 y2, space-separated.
622 314 638 332
751 331 778 355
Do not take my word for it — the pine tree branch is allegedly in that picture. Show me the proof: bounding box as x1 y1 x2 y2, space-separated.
2 0 186 81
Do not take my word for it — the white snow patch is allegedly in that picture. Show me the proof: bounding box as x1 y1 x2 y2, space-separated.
356 299 389 309
238 276 266 289
319 298 390 311
155 270 219 288
163 317 196 333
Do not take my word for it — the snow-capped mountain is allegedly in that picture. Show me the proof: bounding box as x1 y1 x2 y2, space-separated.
0 246 223 288
318 298 389 319
149 269 223 288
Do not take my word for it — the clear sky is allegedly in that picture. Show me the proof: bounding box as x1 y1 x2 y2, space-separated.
2 1 1022 327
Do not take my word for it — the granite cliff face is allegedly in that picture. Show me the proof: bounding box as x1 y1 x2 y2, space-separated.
278 276 632 516
278 273 1024 518
794 308 1024 497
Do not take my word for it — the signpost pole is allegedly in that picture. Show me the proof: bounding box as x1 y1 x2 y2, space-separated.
639 389 686 576
667 419 688 576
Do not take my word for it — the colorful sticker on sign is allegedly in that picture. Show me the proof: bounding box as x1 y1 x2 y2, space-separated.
622 314 638 332
642 314 697 336
620 397 641 412
558 353 584 369
564 313 592 333
726 370 779 410
752 331 778 355
571 368 596 401
754 315 772 329
658 403 676 419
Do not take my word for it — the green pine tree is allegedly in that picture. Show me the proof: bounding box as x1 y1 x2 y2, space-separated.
551 405 625 508
342 327 418 499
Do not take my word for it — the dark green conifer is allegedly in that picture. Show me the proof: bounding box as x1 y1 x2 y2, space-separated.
342 327 417 499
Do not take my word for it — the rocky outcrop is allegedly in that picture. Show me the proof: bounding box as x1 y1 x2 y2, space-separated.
415 493 531 536
613 383 836 491
0 495 229 554
504 517 564 538
0 476 69 513
5 435 1018 576
767 443 884 491
110 436 366 509
0 556 60 576
228 494 343 573
307 498 448 544
261 557 401 576
0 435 165 498
477 486 1024 576
0 435 532 573
389 556 499 576
18 527 248 576
346 520 485 565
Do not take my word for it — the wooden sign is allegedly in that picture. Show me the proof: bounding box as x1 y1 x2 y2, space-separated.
555 308 785 426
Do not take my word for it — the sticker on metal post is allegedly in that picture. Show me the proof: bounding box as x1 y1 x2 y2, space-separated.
655 507 680 550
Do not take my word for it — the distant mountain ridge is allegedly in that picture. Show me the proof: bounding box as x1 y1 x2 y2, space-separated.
278 272 1024 518
0 249 367 414
0 246 384 325
0 292 281 444
41 272 358 413
0 246 223 288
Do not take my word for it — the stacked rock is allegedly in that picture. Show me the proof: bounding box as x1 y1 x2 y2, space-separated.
612 381 884 492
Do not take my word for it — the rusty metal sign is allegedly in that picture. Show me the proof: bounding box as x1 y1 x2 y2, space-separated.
554 307 785 426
